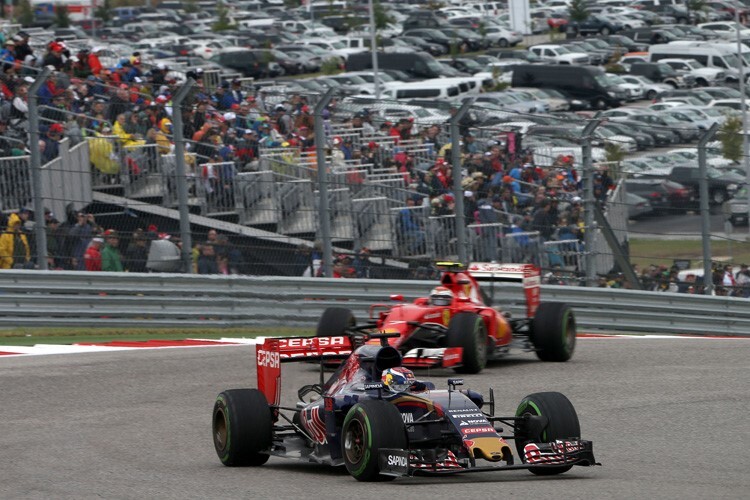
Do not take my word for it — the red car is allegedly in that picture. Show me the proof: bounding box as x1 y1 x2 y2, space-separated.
547 14 569 30
316 262 576 374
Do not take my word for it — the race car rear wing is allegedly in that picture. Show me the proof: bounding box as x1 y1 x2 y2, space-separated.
256 336 353 406
466 262 541 318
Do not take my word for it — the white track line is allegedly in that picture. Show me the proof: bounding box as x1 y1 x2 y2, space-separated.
1 334 746 358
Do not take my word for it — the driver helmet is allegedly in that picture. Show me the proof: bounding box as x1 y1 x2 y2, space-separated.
381 367 415 393
430 286 454 306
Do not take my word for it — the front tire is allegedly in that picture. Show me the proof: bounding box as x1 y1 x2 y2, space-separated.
316 307 356 337
447 312 488 374
499 38 509 48
514 392 581 475
600 27 611 35
212 389 273 466
530 302 576 362
342 400 408 482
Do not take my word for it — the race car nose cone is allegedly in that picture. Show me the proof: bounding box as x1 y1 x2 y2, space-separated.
466 437 512 462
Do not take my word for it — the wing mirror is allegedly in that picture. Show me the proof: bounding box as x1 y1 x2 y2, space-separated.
390 294 404 302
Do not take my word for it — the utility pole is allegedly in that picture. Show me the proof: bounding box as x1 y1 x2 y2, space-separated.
582 120 600 287
698 123 720 296
449 99 474 263
735 9 750 236
314 88 335 277
367 0 381 100
28 68 51 271
171 78 195 273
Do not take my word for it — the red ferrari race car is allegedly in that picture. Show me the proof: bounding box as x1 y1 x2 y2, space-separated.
315 262 576 374
211 333 599 481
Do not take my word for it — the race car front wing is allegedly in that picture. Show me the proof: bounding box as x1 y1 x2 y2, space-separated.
401 347 463 369
378 439 599 477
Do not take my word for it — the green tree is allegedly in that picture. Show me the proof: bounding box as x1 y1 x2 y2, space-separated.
18 0 34 28
605 142 626 164
184 0 200 14
54 3 71 28
569 0 590 23
373 2 393 30
212 1 233 32
718 115 744 162
95 0 112 24
321 57 342 75
686 0 707 25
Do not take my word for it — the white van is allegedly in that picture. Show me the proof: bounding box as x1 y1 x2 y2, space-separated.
648 41 750 82
380 80 463 100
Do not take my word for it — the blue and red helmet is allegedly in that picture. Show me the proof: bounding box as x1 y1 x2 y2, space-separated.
381 367 415 393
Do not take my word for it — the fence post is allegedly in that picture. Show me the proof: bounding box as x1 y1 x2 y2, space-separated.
28 68 51 271
699 122 720 296
314 88 335 277
450 98 474 264
581 120 600 287
171 78 195 274
367 0 381 101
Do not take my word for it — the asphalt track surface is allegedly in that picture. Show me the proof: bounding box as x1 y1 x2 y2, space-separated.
1 337 749 500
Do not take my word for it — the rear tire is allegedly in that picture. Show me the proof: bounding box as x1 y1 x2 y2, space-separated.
316 307 356 337
599 27 610 35
514 392 581 475
342 399 408 482
212 389 273 466
646 90 657 100
530 302 576 362
447 312 488 374
499 38 509 48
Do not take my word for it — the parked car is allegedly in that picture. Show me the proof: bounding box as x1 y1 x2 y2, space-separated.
723 186 749 226
601 122 655 150
528 44 590 65
511 64 627 109
629 62 692 88
567 14 623 36
626 192 655 219
625 178 694 215
619 74 672 99
208 48 283 78
639 165 741 204
630 112 702 142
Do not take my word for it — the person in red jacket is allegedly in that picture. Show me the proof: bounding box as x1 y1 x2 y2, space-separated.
84 237 104 271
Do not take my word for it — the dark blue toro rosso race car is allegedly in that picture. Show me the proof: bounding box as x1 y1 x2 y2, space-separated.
212 333 599 481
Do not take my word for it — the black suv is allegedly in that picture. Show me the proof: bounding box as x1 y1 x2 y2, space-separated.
209 50 283 79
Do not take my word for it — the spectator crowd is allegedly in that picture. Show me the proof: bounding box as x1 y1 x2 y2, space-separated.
1 29 749 300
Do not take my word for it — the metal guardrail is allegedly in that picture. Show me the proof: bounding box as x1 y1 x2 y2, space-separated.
0 270 748 335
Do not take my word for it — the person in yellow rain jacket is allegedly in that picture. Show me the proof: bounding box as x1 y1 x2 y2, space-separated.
113 112 145 148
154 118 173 155
88 123 120 175
0 212 31 269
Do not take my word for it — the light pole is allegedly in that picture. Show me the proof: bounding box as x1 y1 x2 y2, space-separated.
735 9 750 235
367 0 380 100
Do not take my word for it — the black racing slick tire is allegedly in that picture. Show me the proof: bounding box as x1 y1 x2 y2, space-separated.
530 302 576 362
514 392 581 476
342 400 408 482
446 312 488 374
212 389 273 466
316 307 356 337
